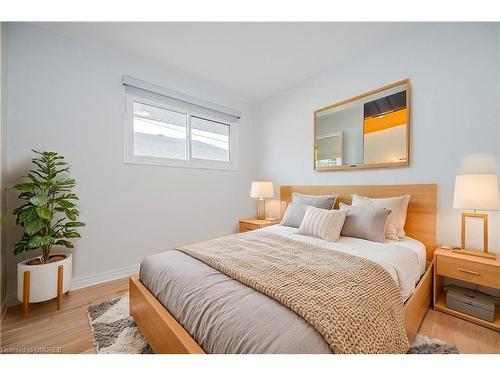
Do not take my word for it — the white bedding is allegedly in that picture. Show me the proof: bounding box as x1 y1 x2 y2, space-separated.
260 224 426 301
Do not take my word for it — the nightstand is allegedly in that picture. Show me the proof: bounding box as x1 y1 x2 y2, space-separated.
433 247 500 331
238 218 280 233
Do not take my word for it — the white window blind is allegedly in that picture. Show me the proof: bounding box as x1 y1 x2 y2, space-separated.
122 75 241 123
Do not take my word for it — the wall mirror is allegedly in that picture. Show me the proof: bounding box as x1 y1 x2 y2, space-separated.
314 79 410 171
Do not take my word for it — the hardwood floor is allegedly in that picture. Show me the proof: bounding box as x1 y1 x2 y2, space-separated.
1 277 499 354
1 278 128 354
418 308 500 354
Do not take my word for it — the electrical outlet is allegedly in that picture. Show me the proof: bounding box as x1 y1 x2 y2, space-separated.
281 201 287 210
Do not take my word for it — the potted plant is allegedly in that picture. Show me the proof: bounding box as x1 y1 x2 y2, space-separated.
13 150 84 305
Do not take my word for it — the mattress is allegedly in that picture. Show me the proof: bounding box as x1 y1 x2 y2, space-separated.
139 225 426 354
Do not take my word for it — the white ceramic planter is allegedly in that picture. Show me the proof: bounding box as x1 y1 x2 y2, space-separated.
17 252 72 303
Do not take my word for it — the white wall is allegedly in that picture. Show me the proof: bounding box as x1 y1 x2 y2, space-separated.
254 23 500 252
0 23 7 313
4 23 255 301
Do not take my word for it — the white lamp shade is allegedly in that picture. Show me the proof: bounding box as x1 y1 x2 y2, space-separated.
453 174 500 210
250 181 274 199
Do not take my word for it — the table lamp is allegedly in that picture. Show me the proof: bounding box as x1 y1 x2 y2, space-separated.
250 181 274 220
453 174 500 259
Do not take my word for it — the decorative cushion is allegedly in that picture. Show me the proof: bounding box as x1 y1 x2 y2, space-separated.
339 203 391 243
292 193 337 209
297 206 347 242
350 194 410 240
280 203 309 228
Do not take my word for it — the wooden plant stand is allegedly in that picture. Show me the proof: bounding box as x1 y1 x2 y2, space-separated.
23 264 65 318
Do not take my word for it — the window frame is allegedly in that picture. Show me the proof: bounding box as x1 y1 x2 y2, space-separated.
123 93 239 170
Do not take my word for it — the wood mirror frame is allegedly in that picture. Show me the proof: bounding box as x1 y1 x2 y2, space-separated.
313 79 411 171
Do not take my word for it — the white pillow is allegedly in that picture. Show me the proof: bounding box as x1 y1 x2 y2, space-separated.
351 194 410 240
296 206 347 242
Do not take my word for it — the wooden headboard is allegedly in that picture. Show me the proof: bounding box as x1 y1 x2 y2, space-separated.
281 184 437 261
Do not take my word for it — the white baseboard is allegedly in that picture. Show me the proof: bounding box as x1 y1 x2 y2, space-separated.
1 264 139 312
71 264 139 290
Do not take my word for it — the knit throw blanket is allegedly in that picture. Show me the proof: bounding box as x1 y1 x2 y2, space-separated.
177 231 410 354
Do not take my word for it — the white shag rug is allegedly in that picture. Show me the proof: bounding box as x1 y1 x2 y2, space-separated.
88 295 459 354
88 295 152 354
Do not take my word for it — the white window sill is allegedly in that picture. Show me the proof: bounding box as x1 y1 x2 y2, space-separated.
123 154 239 171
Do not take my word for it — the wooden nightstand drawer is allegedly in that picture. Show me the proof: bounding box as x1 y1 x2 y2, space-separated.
436 255 500 289
238 218 280 233
433 247 500 332
239 222 258 232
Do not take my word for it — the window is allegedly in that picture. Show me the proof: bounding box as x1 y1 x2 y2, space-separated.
191 116 230 162
124 93 239 170
133 102 187 160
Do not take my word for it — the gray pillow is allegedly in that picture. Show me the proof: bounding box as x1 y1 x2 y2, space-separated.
339 203 391 243
292 193 337 209
280 202 309 228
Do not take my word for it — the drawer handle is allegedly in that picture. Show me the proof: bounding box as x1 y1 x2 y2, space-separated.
457 268 480 275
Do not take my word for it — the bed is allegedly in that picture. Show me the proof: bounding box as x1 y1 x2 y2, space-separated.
129 184 437 354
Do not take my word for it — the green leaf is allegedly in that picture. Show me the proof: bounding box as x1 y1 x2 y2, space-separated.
57 178 76 187
19 192 35 200
27 236 43 248
55 167 70 175
36 206 52 220
51 217 66 228
18 207 38 224
57 199 75 209
63 231 81 238
39 181 54 191
55 239 74 248
29 195 49 207
61 193 79 200
24 219 45 236
14 183 36 192
66 210 77 221
13 235 30 255
28 235 54 248
65 221 85 228
28 170 46 180
13 204 29 215
32 160 49 174
14 242 27 255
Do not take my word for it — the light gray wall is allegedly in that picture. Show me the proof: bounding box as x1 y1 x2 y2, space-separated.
254 23 500 252
4 23 255 300
0 23 6 313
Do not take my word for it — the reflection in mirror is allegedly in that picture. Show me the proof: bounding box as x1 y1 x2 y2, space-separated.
314 80 409 171
363 91 407 164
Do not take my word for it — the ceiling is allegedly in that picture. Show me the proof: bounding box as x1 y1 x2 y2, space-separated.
35 22 418 103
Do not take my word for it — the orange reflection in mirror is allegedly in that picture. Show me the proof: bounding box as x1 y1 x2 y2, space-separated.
364 108 407 134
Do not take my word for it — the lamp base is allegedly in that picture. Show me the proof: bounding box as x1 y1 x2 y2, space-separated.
256 199 265 220
451 248 497 260
461 211 489 252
